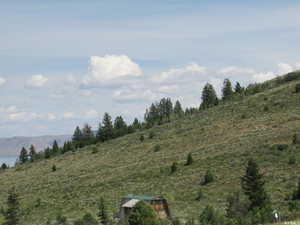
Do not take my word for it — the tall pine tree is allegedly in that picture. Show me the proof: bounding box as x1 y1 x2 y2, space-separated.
29 144 37 162
241 159 270 210
174 100 184 118
200 83 218 109
72 126 83 142
97 113 114 142
98 197 109 225
19 147 28 164
4 189 20 225
222 79 234 100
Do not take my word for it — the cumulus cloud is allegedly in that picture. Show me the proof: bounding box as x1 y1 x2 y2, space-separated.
82 55 142 87
0 77 6 87
277 63 293 75
63 112 75 119
253 72 276 83
47 113 56 120
218 66 255 77
26 74 48 88
113 88 159 103
0 105 19 113
157 85 179 94
84 109 99 119
152 63 206 84
8 112 41 122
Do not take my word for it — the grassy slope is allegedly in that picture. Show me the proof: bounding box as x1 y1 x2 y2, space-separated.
1 76 300 224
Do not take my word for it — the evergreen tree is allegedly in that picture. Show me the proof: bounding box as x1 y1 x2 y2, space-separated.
185 152 193 166
1 163 8 170
132 118 141 130
72 126 83 142
97 113 114 142
19 147 28 164
128 201 159 225
222 79 234 100
98 197 109 225
174 100 184 118
140 134 144 142
202 170 214 185
199 205 224 225
200 83 218 109
29 144 37 162
234 82 243 94
241 159 270 210
4 189 20 225
113 116 128 138
52 140 59 155
52 164 57 172
292 178 300 200
44 147 51 159
82 123 93 140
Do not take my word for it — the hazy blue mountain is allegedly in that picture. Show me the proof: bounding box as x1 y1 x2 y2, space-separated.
0 135 71 157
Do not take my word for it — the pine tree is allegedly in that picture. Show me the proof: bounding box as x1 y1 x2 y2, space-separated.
4 189 20 225
241 159 270 210
113 116 128 138
97 113 114 142
234 82 243 94
128 201 159 225
82 123 93 140
292 178 300 200
72 126 83 142
98 197 109 225
174 100 184 118
19 147 28 164
202 170 214 185
52 140 59 155
29 144 37 162
44 147 51 159
185 152 193 166
1 163 8 170
222 79 234 100
200 83 218 109
132 118 141 130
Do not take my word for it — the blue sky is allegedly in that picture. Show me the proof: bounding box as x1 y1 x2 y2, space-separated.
0 0 300 137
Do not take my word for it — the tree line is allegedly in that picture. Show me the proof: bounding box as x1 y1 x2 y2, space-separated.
13 77 267 165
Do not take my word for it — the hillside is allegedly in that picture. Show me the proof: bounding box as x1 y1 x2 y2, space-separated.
0 135 71 157
0 73 300 224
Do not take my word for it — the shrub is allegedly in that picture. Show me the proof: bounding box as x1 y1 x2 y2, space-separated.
154 145 161 152
140 134 144 142
91 147 98 154
272 144 289 151
288 155 296 165
55 213 67 225
73 213 97 225
295 83 300 93
195 189 204 200
128 201 159 225
199 205 225 225
52 164 57 172
263 106 269 112
185 153 193 166
202 170 214 185
148 131 155 139
292 134 300 145
170 162 178 174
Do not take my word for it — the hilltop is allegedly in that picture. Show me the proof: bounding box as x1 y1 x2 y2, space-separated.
0 72 300 224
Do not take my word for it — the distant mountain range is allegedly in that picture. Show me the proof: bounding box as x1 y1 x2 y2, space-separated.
0 135 71 157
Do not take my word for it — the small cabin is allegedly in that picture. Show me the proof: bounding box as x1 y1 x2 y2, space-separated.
118 194 171 220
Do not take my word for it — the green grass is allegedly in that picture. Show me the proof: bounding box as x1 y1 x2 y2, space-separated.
1 73 300 224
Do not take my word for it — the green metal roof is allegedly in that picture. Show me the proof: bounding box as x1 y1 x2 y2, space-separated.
125 194 160 200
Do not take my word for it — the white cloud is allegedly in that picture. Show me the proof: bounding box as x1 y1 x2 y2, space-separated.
63 112 75 119
8 112 40 122
277 63 293 75
47 113 56 120
218 66 255 76
253 71 276 83
113 88 159 102
84 109 99 119
152 63 206 84
158 85 179 93
0 77 6 87
0 105 19 113
26 74 48 88
82 55 142 86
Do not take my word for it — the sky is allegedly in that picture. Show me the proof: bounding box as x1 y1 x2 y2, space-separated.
0 0 300 137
